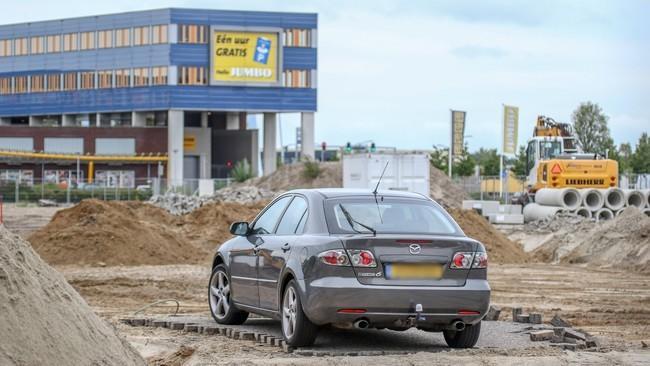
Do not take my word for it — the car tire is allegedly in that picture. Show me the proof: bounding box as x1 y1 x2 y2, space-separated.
281 280 318 347
443 321 481 348
208 265 249 325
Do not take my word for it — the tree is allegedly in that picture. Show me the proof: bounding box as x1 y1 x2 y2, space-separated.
510 145 528 176
572 102 613 155
473 148 500 176
454 145 476 177
617 142 633 174
429 146 448 173
630 133 650 174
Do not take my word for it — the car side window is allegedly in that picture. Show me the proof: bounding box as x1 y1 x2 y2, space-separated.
251 196 292 235
276 197 308 235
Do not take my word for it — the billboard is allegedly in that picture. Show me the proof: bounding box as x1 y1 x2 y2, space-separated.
502 105 519 155
450 110 466 157
210 29 281 86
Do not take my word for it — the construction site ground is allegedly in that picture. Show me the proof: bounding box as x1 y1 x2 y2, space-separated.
4 204 650 365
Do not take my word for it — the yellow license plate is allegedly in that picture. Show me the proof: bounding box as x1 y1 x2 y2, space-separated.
386 263 443 279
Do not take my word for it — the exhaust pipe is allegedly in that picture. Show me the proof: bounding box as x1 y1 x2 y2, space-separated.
450 320 465 331
353 319 369 329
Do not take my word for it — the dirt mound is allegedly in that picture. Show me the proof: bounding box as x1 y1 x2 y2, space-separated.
536 207 650 272
29 199 208 266
28 200 268 267
244 161 342 191
0 226 144 365
429 167 469 208
448 208 527 263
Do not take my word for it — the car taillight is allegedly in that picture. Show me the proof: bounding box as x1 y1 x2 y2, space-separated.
450 252 488 269
348 249 377 267
472 252 488 269
318 250 350 266
450 252 473 269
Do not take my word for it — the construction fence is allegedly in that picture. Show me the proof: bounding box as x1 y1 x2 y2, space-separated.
0 177 233 205
454 173 650 202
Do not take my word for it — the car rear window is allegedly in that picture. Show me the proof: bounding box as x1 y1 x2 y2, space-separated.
324 197 461 235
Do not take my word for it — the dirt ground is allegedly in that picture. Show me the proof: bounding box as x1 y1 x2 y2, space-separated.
6 205 650 364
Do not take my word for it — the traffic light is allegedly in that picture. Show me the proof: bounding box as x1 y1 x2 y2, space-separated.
226 160 233 169
370 142 376 153
321 141 327 151
345 142 352 153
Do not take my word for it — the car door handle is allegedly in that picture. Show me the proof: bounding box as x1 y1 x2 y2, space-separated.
253 246 260 254
281 243 291 252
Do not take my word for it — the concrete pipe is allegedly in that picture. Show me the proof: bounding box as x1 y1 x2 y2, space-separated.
579 189 604 211
624 189 646 208
643 208 650 217
597 188 625 211
573 207 592 219
535 188 581 210
642 190 650 208
595 208 614 222
523 203 566 222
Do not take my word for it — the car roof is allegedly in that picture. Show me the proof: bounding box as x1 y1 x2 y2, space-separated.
286 188 429 200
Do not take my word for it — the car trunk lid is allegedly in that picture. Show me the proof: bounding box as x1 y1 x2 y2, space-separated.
340 234 477 286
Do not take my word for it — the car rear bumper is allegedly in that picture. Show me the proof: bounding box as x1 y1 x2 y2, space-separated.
300 277 490 327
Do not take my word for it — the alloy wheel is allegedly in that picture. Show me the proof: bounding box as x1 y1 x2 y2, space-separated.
209 270 231 319
282 286 297 339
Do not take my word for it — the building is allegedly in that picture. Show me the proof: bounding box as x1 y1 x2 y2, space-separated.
0 8 317 187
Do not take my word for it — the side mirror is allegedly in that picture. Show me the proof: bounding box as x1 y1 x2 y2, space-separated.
230 222 250 236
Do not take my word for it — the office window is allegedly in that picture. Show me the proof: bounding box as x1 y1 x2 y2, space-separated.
80 31 95 50
63 33 78 52
151 66 167 85
115 28 130 47
64 72 77 90
98 30 113 48
133 67 149 86
47 35 61 53
133 26 149 46
98 70 112 88
30 36 45 54
0 77 11 95
80 72 95 89
178 66 207 85
152 24 168 44
178 25 207 44
115 69 130 88
14 76 27 93
96 138 135 154
0 39 11 57
15 38 28 56
44 138 84 154
47 74 61 91
30 75 45 92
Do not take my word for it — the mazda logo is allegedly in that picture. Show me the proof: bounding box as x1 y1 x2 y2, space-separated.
409 244 421 255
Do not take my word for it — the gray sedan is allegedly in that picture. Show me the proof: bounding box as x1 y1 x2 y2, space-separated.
208 188 490 347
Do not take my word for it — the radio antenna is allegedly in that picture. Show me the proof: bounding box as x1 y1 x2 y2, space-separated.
373 161 389 195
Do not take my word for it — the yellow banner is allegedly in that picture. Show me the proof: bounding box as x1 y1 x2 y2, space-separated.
211 31 279 84
451 110 466 157
503 105 519 155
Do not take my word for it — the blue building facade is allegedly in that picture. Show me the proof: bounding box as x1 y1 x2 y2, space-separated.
0 8 318 183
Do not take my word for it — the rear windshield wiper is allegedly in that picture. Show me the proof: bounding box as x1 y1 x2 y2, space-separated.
338 204 376 235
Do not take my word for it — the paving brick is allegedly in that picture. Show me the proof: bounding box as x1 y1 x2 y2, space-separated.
516 314 530 323
203 326 218 335
282 343 293 353
484 305 501 321
585 337 600 348
240 332 255 341
529 313 542 324
530 330 554 341
170 323 185 330
184 324 199 332
152 320 167 328
512 307 522 321
553 327 566 337
564 328 586 341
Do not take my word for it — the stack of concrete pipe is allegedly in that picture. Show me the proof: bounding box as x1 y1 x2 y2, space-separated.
523 187 650 223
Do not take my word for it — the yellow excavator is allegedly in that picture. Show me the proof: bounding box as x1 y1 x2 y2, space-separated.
520 116 618 203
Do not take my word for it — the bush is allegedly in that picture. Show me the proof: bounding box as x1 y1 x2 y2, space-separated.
302 158 321 180
231 159 253 183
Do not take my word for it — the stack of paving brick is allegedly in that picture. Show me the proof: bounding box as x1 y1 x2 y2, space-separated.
462 200 524 224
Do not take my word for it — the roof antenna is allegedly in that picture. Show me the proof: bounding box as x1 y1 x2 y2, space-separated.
373 161 389 195
373 161 389 224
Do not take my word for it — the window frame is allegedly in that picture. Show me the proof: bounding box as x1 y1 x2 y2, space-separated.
250 195 293 236
275 195 309 236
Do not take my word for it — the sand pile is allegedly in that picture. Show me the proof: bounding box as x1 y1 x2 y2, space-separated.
448 208 528 263
29 200 208 266
429 166 469 208
534 207 650 272
0 226 144 365
28 200 265 267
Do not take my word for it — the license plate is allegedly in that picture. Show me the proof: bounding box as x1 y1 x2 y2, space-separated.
385 263 443 279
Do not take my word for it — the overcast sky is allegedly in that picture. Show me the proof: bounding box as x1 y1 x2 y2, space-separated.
2 0 648 153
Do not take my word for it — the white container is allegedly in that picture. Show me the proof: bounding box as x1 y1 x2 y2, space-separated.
343 153 430 196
